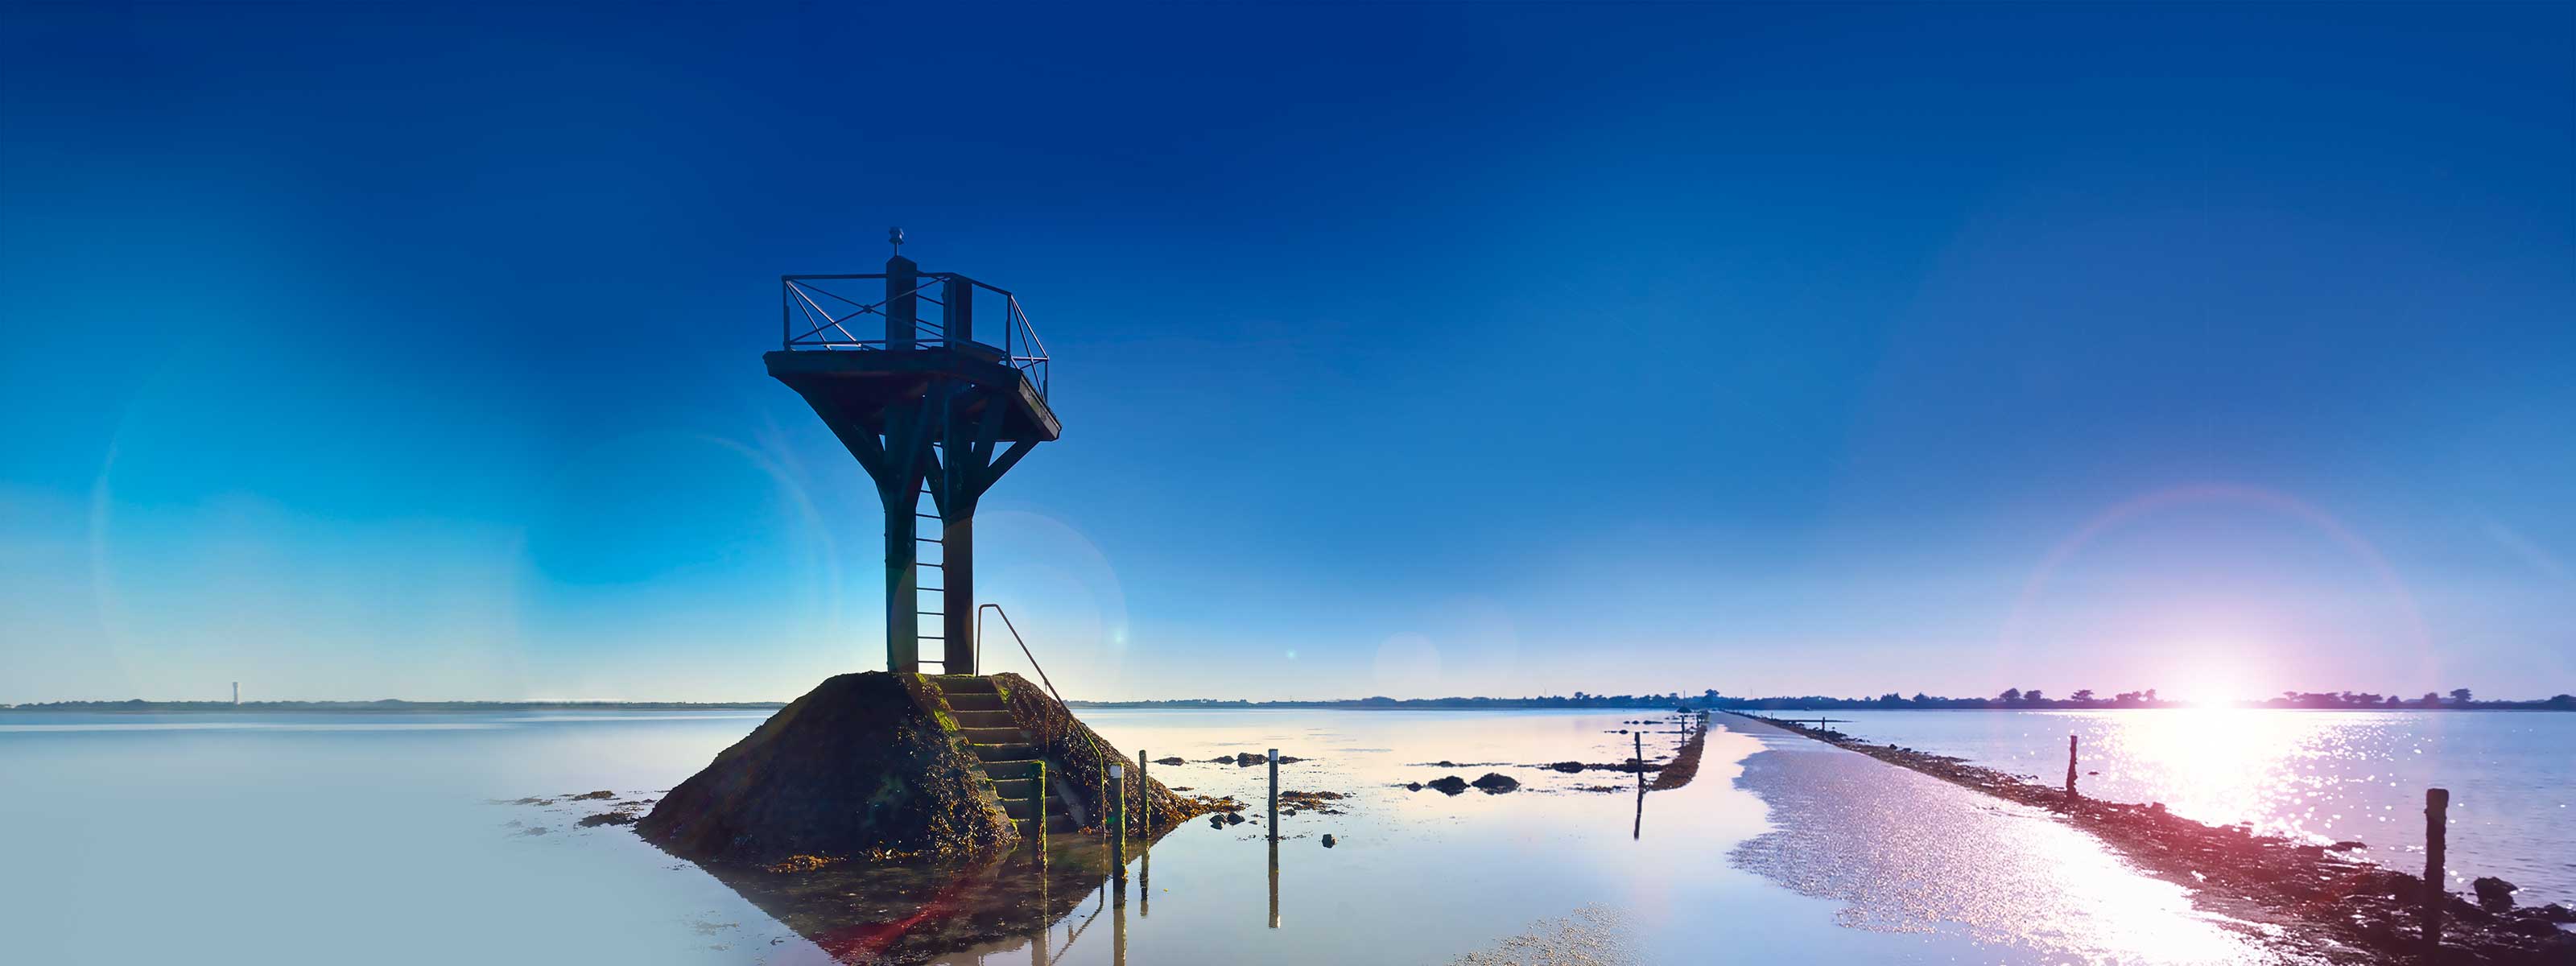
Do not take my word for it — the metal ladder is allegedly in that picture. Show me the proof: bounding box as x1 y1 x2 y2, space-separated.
913 474 946 671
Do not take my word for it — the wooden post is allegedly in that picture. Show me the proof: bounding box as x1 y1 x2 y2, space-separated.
2424 787 2448 951
1109 763 1126 881
1035 759 1048 852
2066 734 2079 800
1138 749 1151 833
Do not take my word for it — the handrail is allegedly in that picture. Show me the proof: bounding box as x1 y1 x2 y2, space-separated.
978 603 1063 706
977 603 1117 838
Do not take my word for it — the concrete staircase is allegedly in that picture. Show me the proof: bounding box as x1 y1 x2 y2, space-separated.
931 675 1075 840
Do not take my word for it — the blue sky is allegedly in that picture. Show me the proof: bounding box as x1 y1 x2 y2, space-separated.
3 3 2570 703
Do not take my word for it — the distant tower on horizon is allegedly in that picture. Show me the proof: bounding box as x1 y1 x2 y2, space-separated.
232 682 239 705
766 233 1060 675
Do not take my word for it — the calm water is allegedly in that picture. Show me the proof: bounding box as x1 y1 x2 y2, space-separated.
1810 709 2576 903
3 708 2310 964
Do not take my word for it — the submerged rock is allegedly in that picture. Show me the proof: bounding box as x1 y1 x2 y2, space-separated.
1546 761 1585 773
1470 773 1520 794
1153 757 1185 766
1320 834 1336 848
1277 790 1348 815
763 854 840 873
1426 776 1470 796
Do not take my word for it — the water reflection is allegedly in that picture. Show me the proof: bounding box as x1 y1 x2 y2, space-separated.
678 835 1156 965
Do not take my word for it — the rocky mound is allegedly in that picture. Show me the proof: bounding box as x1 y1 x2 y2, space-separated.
638 672 1012 865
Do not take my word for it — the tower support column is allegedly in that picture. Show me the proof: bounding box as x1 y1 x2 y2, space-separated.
943 515 974 672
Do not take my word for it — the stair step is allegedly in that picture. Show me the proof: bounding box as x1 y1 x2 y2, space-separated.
960 726 1026 744
982 760 1041 781
952 709 1016 728
1001 797 1047 820
931 675 998 695
945 693 1005 712
973 744 1040 763
992 778 1036 799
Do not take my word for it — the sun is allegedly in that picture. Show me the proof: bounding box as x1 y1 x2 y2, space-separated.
2164 661 2253 707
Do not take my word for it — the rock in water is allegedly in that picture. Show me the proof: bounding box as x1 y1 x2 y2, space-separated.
2474 877 2519 913
639 672 1206 868
1470 773 1520 794
1426 776 1470 795
637 672 1011 865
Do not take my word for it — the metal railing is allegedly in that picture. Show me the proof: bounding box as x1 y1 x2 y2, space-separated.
779 273 1050 399
977 603 1114 836
978 603 1063 707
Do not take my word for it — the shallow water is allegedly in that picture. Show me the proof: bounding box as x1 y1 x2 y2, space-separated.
1805 709 2576 903
3 708 2300 964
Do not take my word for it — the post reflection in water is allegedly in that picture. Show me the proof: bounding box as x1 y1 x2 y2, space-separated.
1028 848 1048 966
1266 831 1281 929
1110 874 1129 966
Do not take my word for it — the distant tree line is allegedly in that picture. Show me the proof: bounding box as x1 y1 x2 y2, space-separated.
1073 688 2576 712
1693 687 2576 712
0 699 784 712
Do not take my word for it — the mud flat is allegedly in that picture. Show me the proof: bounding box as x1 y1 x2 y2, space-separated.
1727 712 2575 964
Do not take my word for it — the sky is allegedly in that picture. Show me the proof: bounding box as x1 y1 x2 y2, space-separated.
2 3 2570 704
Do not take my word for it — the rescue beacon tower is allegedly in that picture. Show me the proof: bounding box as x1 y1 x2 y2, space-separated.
766 232 1059 675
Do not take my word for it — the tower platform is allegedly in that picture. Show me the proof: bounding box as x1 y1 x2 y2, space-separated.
763 346 1059 444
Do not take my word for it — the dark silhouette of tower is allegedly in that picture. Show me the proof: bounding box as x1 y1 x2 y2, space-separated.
766 237 1058 675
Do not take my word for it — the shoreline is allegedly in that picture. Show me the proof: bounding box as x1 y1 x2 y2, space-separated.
13 700 2573 714
1724 712 2574 964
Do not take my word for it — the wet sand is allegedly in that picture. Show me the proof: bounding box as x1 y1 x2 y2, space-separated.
1727 714 2576 965
1726 715 2303 964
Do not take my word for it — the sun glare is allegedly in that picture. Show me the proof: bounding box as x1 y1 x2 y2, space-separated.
2165 658 2253 707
